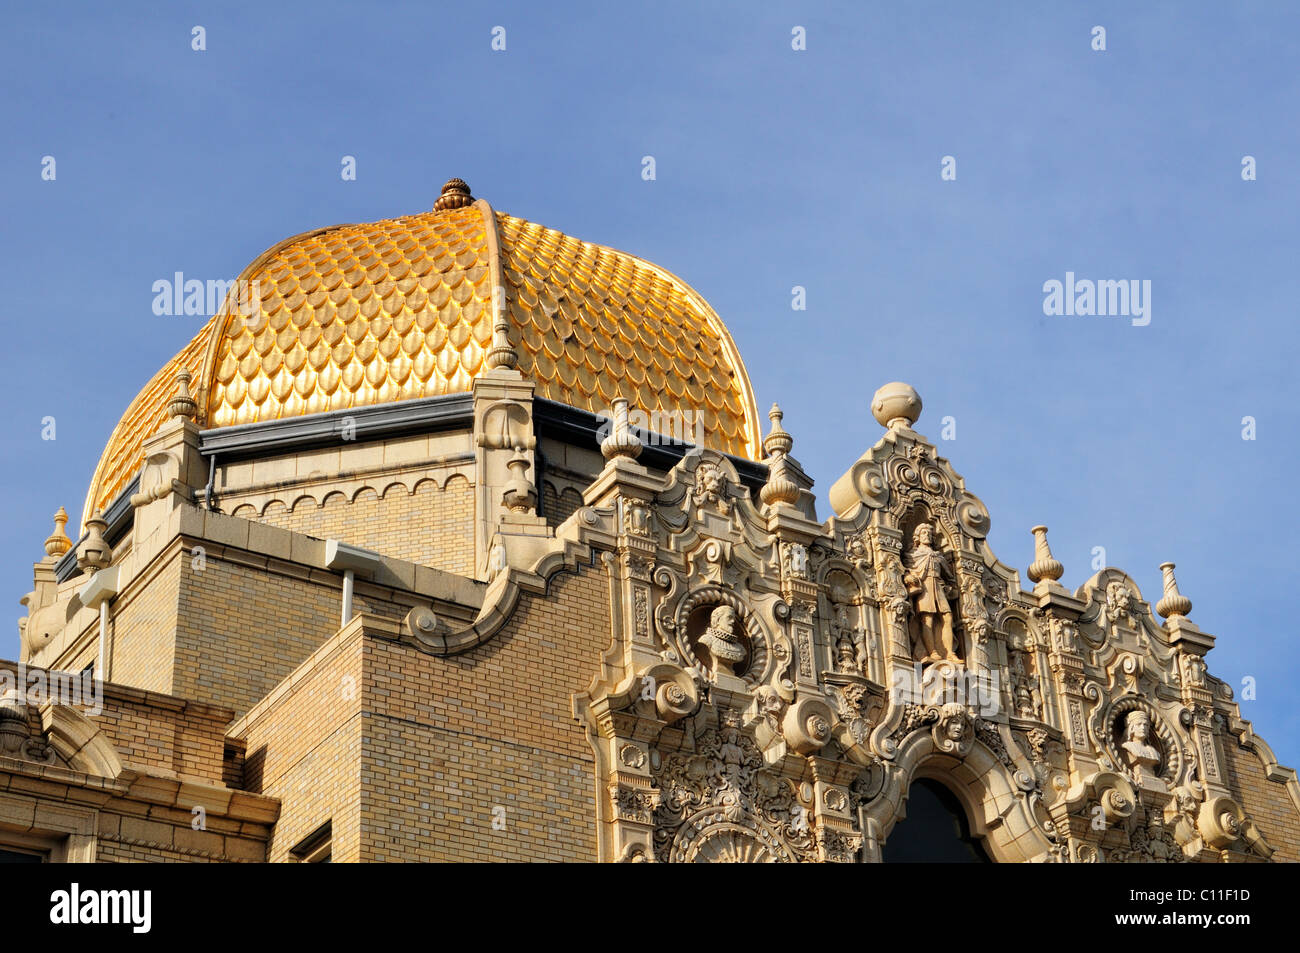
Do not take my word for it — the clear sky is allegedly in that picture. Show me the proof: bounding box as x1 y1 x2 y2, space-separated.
2 2 1296 768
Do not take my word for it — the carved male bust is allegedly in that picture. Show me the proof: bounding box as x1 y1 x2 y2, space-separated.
1121 711 1161 782
699 605 746 675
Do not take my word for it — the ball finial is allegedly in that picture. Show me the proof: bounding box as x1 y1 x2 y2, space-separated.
871 382 922 430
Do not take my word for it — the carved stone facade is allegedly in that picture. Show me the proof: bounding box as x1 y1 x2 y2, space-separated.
567 384 1298 863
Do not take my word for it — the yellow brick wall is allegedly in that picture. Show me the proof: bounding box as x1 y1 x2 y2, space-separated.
237 475 475 577
240 625 364 862
1219 739 1300 862
542 481 584 529
357 563 610 861
89 691 231 784
107 546 184 696
172 553 345 717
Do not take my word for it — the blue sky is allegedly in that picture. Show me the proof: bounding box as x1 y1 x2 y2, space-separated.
2 2 1297 768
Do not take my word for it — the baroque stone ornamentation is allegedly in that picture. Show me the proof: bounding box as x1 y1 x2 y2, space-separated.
691 463 731 515
651 711 815 863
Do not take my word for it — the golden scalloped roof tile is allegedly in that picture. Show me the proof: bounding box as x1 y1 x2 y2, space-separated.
83 195 760 525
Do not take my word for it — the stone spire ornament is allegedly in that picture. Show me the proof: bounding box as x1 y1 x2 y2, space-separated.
600 397 642 462
1026 525 1064 584
762 403 793 458
759 403 799 507
167 368 198 420
43 507 72 558
1155 562 1192 620
433 177 474 211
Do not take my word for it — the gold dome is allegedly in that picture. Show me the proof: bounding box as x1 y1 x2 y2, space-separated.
82 194 761 527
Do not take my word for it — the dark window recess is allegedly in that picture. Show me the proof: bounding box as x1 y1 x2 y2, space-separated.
883 777 992 863
0 848 45 863
289 821 332 863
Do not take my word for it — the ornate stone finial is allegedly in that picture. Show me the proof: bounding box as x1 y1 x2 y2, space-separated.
485 312 518 371
759 403 799 507
762 403 793 458
871 381 922 430
167 368 198 420
43 507 72 558
601 398 643 462
75 512 113 574
433 177 474 211
1026 525 1064 584
501 448 537 514
760 458 799 508
1156 562 1192 620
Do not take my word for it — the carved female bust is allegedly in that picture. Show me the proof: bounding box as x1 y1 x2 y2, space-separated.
1120 711 1161 782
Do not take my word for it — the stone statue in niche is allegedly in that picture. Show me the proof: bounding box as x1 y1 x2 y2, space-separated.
829 601 859 675
699 605 746 675
786 543 808 578
904 523 959 664
626 501 650 536
1120 711 1162 783
1009 649 1041 719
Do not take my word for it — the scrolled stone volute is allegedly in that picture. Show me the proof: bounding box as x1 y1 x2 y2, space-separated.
634 663 700 725
405 606 444 648
1198 796 1245 849
781 696 836 755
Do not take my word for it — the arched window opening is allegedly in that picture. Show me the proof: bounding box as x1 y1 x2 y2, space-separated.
883 777 992 863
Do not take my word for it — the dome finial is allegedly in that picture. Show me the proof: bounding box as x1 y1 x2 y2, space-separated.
1156 562 1192 620
871 382 922 430
43 507 71 558
434 178 474 211
168 368 197 420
